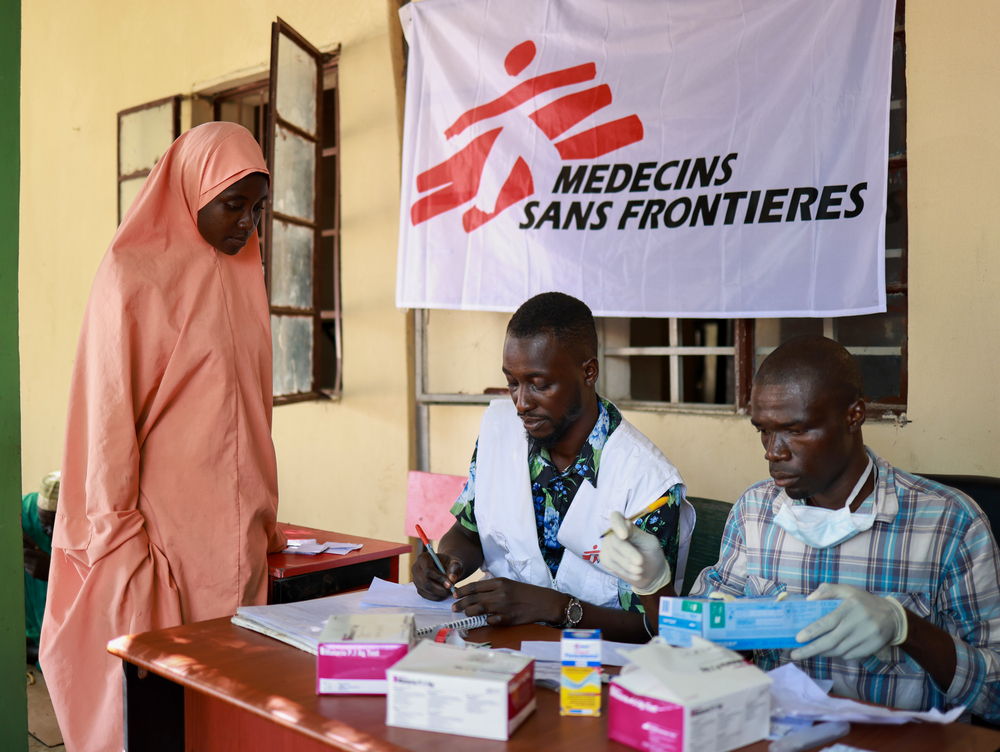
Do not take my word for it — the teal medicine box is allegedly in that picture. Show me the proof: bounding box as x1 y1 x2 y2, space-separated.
658 596 842 650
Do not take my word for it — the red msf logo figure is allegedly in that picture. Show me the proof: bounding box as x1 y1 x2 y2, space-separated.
410 40 644 232
583 545 601 564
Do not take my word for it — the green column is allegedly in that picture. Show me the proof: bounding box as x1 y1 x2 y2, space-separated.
0 0 25 749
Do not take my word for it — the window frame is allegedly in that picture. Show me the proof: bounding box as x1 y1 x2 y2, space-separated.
116 95 181 224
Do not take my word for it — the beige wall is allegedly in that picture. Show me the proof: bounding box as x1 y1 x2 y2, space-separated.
19 2 410 540
19 1 1000 560
424 1 1000 502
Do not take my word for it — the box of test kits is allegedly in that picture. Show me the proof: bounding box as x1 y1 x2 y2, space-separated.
560 628 602 716
658 596 841 650
316 613 414 694
386 641 536 740
607 638 770 752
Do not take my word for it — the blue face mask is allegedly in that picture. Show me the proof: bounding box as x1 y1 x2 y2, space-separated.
773 458 875 549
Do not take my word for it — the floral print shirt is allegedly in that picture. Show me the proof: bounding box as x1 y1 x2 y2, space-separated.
451 397 682 613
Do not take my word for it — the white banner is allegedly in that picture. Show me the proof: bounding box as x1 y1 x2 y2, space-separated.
396 0 894 317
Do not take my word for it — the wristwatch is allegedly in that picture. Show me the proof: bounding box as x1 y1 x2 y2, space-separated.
562 596 584 628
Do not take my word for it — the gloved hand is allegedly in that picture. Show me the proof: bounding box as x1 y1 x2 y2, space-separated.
600 511 672 595
790 583 908 661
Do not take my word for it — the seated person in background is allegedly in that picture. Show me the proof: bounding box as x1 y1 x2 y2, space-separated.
412 292 694 642
673 336 997 719
23 471 60 665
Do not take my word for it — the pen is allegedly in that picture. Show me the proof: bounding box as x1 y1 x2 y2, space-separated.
415 524 458 597
600 495 671 538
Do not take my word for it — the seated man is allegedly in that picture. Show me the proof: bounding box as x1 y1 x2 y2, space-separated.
412 292 694 642
23 471 60 665
609 336 998 718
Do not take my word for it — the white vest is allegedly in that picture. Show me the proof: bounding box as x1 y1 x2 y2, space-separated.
474 399 695 609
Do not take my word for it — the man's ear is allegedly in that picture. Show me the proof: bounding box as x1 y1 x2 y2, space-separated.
582 357 599 387
846 398 867 433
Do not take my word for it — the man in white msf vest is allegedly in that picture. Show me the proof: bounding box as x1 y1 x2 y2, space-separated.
413 292 694 642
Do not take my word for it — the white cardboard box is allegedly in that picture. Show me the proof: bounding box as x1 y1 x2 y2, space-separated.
608 638 771 752
386 641 536 740
316 613 414 695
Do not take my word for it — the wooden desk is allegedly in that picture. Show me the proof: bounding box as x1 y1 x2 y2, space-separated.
108 617 1000 752
268 523 410 603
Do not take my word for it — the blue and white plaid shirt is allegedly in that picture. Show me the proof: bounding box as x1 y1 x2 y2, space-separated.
690 450 1000 721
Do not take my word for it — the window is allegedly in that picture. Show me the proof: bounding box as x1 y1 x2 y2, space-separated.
117 96 180 223
119 18 342 405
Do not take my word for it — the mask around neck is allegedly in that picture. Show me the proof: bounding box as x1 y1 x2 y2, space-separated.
772 458 876 549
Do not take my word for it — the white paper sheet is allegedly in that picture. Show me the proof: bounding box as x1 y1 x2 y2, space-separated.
768 663 965 724
280 540 364 555
360 577 455 612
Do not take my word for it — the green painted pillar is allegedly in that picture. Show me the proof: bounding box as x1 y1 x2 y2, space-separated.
0 0 25 749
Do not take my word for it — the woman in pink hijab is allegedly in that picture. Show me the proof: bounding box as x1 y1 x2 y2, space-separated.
40 122 287 752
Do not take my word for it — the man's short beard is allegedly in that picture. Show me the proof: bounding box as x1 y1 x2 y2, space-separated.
529 393 585 449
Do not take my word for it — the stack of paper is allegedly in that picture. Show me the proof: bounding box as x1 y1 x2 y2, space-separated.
233 579 476 653
281 539 364 555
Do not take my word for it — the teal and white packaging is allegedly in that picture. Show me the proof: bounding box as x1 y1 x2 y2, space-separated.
658 596 842 650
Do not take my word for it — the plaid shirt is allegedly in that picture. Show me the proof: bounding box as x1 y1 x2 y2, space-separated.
690 450 1000 721
452 397 682 613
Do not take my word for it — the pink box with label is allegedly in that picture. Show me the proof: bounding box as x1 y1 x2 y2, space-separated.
316 613 414 695
607 639 770 752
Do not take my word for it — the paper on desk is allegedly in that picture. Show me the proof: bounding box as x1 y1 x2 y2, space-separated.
768 663 965 724
518 639 637 666
280 540 364 555
360 577 455 612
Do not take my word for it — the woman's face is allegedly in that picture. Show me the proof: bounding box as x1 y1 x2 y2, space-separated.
197 172 269 255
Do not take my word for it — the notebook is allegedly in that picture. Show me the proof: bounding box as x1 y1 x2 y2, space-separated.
232 580 488 654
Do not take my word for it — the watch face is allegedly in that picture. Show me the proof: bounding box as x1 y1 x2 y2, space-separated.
568 600 583 624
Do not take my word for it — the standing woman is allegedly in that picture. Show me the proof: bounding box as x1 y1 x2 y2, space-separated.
40 122 287 751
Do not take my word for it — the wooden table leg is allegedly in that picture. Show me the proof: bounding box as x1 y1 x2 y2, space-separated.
122 660 184 751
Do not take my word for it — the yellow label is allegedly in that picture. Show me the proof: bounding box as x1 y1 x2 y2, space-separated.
560 666 602 716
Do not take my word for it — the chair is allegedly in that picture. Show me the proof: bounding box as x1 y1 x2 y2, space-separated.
680 496 734 595
405 471 468 541
917 473 1000 538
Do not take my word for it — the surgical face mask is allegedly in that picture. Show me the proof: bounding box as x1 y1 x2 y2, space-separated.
773 458 875 549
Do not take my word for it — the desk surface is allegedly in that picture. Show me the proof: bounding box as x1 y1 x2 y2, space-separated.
268 523 410 579
108 617 1000 752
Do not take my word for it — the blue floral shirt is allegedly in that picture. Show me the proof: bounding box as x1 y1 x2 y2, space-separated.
451 398 682 612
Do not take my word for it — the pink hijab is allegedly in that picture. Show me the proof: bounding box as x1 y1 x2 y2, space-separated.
41 122 286 752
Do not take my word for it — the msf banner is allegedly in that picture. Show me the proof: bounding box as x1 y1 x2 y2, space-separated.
396 0 895 317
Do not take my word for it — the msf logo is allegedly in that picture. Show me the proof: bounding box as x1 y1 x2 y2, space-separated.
410 40 644 233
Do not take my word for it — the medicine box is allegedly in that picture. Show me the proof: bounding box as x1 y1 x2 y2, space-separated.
560 628 602 716
658 596 842 650
608 638 771 752
386 641 536 740
316 613 414 695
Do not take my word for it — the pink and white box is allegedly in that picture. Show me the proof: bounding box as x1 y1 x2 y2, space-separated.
316 612 414 694
608 638 771 752
386 641 536 740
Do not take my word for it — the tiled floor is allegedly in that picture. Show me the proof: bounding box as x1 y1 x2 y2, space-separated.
26 667 65 751
27 734 64 751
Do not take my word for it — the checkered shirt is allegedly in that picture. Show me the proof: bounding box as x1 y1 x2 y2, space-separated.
690 450 1000 721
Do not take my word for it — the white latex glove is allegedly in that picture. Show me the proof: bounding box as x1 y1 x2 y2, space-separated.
790 583 908 662
600 511 672 595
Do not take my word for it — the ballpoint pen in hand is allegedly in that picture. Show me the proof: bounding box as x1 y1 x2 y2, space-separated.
415 523 458 597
